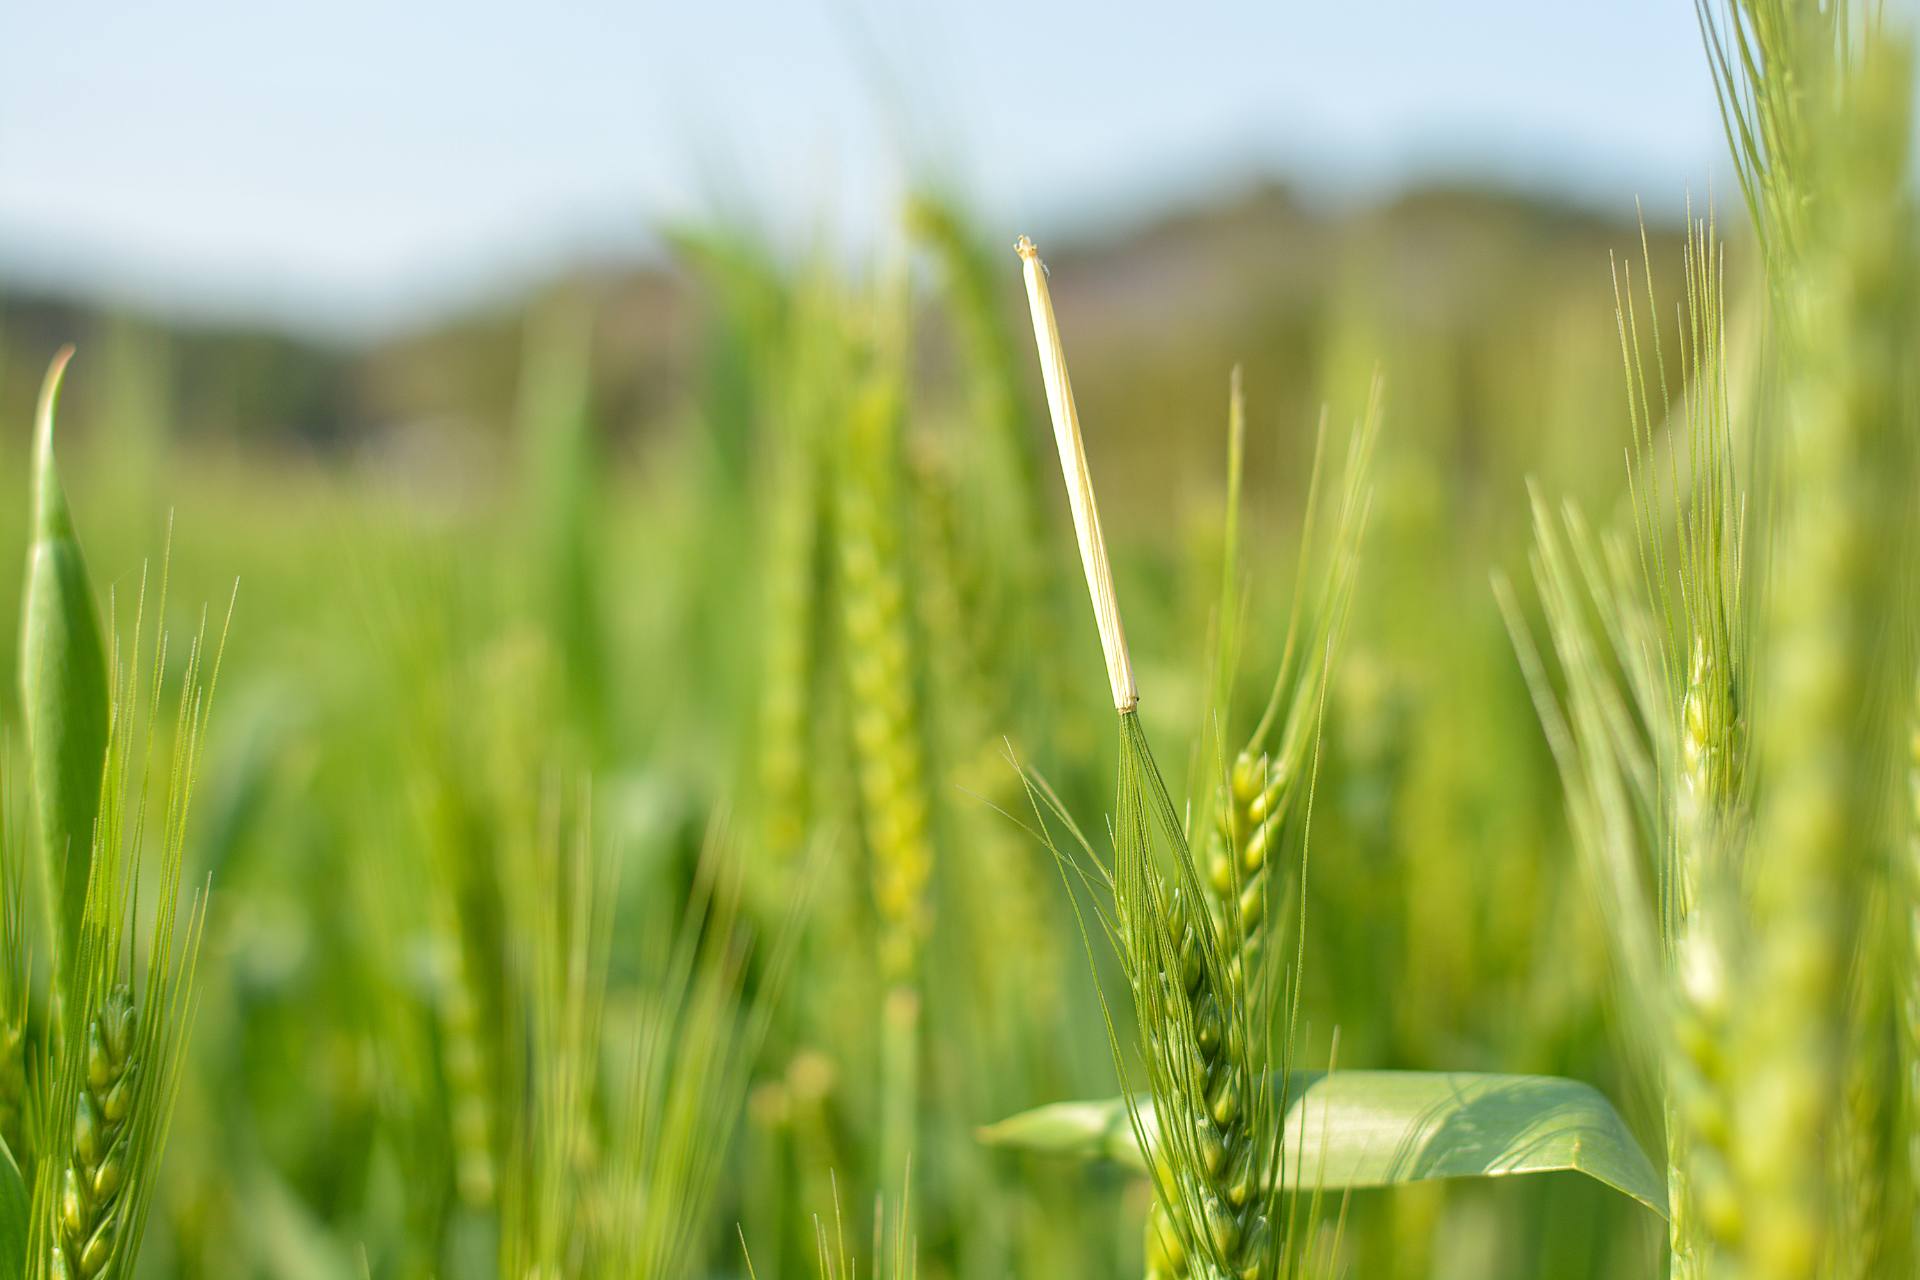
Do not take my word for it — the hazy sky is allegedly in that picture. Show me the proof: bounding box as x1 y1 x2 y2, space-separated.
1 1 1726 334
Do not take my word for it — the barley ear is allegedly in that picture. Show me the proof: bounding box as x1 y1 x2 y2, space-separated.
1015 237 1292 1277
18 348 109 1013
51 986 136 1279
31 563 223 1280
1016 237 1136 713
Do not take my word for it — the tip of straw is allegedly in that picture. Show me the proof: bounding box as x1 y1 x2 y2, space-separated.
1014 235 1039 261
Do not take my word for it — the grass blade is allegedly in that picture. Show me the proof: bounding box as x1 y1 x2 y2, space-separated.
982 1069 1667 1216
17 346 109 1009
0 1135 24 1277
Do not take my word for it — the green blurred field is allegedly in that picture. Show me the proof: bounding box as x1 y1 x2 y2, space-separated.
0 178 1716 1278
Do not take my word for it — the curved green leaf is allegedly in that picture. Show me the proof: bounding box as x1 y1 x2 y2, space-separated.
980 1070 1666 1217
0 1133 26 1276
18 345 109 1005
19 346 110 1008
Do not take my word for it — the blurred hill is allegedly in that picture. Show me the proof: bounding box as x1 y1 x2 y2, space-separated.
0 180 1680 475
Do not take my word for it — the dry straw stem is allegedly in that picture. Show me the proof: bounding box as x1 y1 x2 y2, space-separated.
1016 236 1136 713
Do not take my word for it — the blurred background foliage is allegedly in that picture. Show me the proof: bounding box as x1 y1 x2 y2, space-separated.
0 175 1703 1277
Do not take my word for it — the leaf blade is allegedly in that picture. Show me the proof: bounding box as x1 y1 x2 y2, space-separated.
0 1134 25 1277
980 1070 1667 1217
18 346 110 1006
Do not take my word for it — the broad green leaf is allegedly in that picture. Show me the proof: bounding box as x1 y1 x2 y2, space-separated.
19 346 110 1008
0 1133 25 1276
980 1070 1666 1217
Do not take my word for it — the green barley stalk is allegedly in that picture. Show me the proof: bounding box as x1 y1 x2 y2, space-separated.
1706 14 1916 1277
420 627 566 1234
19 348 110 1015
2 759 29 1170
743 1173 918 1280
347 763 455 1279
831 306 934 1192
1907 668 1920 1252
810 1177 916 1280
367 567 514 1242
1616 213 1748 883
1511 7 1920 1275
28 558 228 1280
906 440 1061 1047
599 828 801 1278
1512 429 1774 1274
1623 209 1747 1278
906 195 1039 515
749 281 868 1268
515 298 608 760
909 200 1077 1145
1694 0 1849 292
745 277 892 1267
1015 236 1306 1280
1520 14 1920 1266
1201 377 1378 983
906 192 1054 734
1207 367 1248 737
413 765 504 1232
757 304 833 867
498 784 612 1280
1511 454 1742 1274
1834 895 1900 1280
440 929 498 1212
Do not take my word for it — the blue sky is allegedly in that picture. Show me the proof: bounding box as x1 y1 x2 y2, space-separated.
0 1 1725 333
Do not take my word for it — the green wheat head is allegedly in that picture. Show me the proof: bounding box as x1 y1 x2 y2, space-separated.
1013 235 1377 1279
28 561 229 1280
1513 7 1920 1277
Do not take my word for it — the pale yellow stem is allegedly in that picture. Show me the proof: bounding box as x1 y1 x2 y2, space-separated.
1015 235 1138 713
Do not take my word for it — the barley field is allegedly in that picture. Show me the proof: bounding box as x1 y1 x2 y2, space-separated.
0 4 1916 1278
